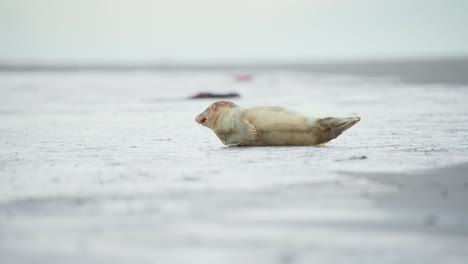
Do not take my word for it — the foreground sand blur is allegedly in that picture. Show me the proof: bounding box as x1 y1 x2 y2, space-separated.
1 66 468 263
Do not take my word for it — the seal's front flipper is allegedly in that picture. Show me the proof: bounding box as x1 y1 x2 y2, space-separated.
242 119 260 141
320 117 361 137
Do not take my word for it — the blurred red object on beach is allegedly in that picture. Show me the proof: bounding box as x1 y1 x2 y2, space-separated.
234 74 253 82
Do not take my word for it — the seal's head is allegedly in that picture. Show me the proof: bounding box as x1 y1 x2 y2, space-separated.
195 101 238 129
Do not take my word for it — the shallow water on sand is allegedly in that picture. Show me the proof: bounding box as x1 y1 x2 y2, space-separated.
1 70 468 263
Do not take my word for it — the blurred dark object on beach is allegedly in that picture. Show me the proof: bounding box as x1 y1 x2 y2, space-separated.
189 92 240 99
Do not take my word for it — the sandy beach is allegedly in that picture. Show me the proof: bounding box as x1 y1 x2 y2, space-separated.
1 59 468 263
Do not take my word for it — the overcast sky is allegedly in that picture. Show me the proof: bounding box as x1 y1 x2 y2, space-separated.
1 0 467 64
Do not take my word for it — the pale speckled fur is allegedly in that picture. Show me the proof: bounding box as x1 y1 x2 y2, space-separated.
196 101 360 146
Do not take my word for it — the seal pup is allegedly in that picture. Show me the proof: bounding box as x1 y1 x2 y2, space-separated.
195 101 361 146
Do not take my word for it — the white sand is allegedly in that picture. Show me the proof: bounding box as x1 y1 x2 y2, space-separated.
1 69 468 263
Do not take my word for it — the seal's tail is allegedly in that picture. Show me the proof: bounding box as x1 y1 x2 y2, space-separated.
319 117 361 138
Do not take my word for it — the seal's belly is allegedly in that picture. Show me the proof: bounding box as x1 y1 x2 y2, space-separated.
260 131 323 146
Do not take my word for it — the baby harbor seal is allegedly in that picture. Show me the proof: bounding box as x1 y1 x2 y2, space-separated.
195 101 360 146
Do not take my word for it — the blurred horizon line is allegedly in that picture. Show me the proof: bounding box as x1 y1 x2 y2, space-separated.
2 56 467 84
1 55 468 71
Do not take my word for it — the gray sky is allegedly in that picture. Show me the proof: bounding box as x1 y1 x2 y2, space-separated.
1 0 467 64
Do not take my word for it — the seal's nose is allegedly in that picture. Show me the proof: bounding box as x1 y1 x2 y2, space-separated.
196 114 207 124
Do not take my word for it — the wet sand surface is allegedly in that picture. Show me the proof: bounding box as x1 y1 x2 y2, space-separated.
1 66 468 263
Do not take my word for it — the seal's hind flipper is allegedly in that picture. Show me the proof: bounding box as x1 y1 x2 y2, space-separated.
242 119 260 141
320 117 361 137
